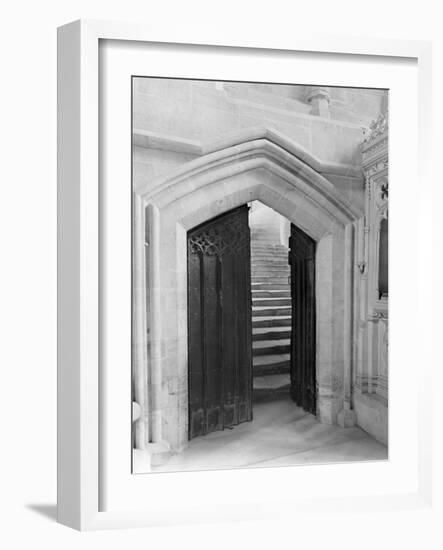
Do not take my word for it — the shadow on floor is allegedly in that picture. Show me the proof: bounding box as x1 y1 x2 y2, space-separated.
26 503 57 522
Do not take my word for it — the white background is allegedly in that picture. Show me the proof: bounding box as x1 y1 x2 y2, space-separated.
0 0 442 548
102 40 419 513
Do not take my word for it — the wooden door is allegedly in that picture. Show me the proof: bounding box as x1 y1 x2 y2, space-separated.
288 224 316 415
187 205 252 440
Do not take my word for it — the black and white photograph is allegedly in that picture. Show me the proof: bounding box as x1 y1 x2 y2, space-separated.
131 77 389 473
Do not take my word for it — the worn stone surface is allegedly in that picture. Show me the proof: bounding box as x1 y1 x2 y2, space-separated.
151 396 387 473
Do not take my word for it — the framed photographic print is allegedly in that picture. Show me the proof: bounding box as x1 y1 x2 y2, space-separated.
57 19 433 530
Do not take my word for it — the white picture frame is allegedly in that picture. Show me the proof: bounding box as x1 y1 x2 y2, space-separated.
57 19 433 531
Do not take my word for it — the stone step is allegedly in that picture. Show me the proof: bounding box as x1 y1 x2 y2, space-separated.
251 247 284 251
252 328 291 341
250 230 279 235
252 276 290 284
251 251 288 258
251 259 289 265
253 337 290 347
252 271 290 279
251 223 281 229
251 252 288 265
252 306 292 317
252 297 291 307
251 267 289 273
252 350 290 361
253 373 291 394
251 255 288 260
251 247 289 252
251 256 288 262
250 234 280 240
251 247 287 252
251 265 290 273
253 353 290 375
251 266 289 270
251 283 290 291
251 258 289 265
252 315 291 328
253 339 290 356
251 254 287 258
253 345 290 357
252 273 289 278
251 263 289 269
252 290 291 298
252 254 283 261
251 242 288 248
251 259 288 265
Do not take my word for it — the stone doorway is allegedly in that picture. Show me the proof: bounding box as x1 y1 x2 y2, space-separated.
132 131 361 466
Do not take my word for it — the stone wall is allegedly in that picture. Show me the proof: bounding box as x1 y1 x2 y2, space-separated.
133 78 387 212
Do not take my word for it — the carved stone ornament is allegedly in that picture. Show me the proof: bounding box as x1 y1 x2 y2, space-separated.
364 160 389 180
363 136 389 158
374 178 389 209
371 310 387 320
363 110 389 143
357 261 366 274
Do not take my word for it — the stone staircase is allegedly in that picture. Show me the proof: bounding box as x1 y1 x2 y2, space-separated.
251 240 291 377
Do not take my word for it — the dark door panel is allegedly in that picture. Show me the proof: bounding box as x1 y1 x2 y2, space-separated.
187 206 252 439
289 224 316 415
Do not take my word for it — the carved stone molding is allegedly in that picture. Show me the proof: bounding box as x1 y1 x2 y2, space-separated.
363 135 389 160
374 178 389 210
364 159 388 180
306 87 331 118
362 111 389 176
355 110 389 414
369 310 388 320
363 111 389 144
357 260 366 274
361 109 389 308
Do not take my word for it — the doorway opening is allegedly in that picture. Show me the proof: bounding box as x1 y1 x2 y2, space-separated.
187 201 316 441
250 200 292 401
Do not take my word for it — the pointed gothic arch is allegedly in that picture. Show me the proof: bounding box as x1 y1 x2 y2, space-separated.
132 130 363 458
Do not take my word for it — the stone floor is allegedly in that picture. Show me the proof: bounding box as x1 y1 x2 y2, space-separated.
152 395 388 473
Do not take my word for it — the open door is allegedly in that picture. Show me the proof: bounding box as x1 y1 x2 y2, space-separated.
187 206 252 439
288 224 316 415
